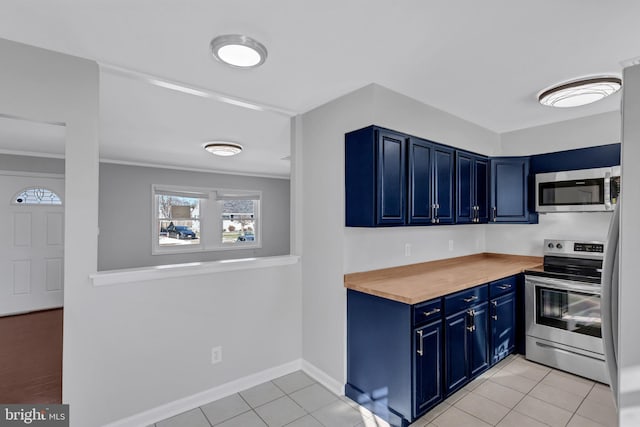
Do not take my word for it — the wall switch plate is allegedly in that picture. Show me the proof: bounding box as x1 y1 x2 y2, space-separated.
448 240 454 251
405 243 411 257
211 346 222 365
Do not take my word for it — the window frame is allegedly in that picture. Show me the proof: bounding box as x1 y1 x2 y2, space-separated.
151 184 262 255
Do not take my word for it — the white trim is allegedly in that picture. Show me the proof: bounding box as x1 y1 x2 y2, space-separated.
0 148 65 160
301 360 345 396
0 112 65 127
90 254 300 286
102 359 304 427
100 157 290 180
0 153 290 180
100 63 297 118
0 170 64 179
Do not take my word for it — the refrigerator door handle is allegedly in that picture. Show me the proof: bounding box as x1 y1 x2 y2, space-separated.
601 203 620 407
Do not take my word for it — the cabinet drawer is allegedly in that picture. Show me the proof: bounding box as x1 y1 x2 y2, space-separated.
489 276 517 298
444 285 488 315
413 298 442 326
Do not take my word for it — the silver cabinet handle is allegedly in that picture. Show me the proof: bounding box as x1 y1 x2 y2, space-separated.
423 308 441 317
463 295 478 303
492 206 497 222
491 300 498 320
417 329 424 356
431 203 436 224
498 284 511 290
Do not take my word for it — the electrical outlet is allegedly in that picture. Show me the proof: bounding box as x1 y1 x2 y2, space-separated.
405 243 411 257
211 346 222 365
448 240 454 251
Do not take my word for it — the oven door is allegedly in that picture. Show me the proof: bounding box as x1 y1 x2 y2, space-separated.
525 275 603 355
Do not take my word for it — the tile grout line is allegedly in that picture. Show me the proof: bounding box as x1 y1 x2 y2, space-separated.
197 407 214 427
503 368 552 427
232 392 268 427
565 382 598 427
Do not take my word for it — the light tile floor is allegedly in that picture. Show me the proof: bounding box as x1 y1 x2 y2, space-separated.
152 355 618 427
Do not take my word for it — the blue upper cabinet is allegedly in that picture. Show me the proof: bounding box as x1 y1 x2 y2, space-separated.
408 138 454 224
455 151 488 224
345 126 408 226
408 138 433 224
490 157 537 223
432 146 455 224
378 131 407 224
346 126 453 227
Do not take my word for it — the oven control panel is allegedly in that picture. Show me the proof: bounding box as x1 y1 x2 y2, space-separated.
543 239 605 259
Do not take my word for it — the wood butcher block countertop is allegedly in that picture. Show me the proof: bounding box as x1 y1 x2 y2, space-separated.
344 253 542 304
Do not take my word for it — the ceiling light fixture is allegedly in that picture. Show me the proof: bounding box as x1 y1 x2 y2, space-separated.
204 142 243 157
210 34 267 68
538 76 622 108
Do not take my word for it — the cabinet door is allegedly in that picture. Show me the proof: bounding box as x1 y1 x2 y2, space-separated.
376 131 407 225
455 152 473 224
491 293 516 364
414 321 443 417
433 146 455 224
490 158 530 223
475 158 489 223
408 138 433 225
469 301 490 378
445 311 468 394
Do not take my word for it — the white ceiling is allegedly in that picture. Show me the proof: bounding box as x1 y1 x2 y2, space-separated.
0 1 638 177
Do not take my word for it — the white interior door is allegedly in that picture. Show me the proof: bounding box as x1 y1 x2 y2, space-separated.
0 172 64 316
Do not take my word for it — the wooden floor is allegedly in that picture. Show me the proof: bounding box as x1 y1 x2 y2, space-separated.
0 308 62 403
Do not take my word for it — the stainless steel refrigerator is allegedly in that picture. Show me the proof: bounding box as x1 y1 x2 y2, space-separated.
602 203 620 407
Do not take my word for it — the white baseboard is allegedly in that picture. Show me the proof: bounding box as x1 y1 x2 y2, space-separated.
301 360 345 396
103 359 303 427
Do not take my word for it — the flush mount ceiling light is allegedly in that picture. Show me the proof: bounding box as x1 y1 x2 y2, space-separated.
538 76 622 108
204 142 243 157
210 34 267 68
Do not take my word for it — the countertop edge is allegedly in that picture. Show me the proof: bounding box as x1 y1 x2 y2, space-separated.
344 253 542 305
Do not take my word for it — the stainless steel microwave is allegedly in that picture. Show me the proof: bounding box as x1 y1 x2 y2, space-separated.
535 166 620 212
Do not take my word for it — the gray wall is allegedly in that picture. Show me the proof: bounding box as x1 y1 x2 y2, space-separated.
300 83 501 387
0 153 64 174
98 162 290 270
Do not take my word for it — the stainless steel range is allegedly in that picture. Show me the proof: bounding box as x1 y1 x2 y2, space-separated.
524 239 608 383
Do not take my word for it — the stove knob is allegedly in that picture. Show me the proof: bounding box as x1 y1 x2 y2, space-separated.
548 242 554 249
556 243 563 249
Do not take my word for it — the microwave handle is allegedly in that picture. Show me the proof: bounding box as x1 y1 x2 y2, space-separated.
604 171 612 210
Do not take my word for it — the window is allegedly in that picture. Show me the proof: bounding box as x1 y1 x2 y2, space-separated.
152 185 261 254
12 187 62 205
218 193 260 246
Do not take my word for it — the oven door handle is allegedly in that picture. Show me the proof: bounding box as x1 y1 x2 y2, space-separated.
525 275 601 295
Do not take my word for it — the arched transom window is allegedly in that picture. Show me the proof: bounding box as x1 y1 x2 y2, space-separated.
12 187 62 205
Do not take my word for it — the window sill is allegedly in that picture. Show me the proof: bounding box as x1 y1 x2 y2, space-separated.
151 242 262 255
90 255 300 287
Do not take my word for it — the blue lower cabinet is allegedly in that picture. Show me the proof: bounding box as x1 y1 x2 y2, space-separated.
347 281 517 425
444 311 469 394
444 286 490 395
346 290 443 426
414 321 443 417
490 292 516 364
469 301 490 377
